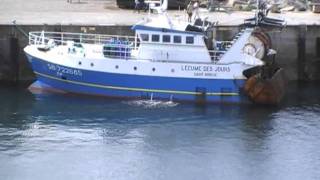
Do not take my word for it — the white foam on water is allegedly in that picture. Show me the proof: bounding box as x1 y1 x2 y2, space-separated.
123 99 179 108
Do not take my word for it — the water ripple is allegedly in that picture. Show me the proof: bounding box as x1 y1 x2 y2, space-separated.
0 83 320 179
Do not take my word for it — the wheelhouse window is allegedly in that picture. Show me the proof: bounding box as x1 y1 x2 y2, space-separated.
186 36 194 44
173 36 181 43
140 34 149 42
151 34 160 42
162 35 171 43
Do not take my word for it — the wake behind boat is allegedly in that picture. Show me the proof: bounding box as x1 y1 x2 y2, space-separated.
24 0 286 104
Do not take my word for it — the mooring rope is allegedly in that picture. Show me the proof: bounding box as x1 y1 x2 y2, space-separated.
12 20 29 38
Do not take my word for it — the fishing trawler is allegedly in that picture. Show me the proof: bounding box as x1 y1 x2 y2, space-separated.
23 0 286 104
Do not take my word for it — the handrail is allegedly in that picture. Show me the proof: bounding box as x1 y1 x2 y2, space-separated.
208 50 226 63
29 31 138 60
28 31 234 64
29 31 135 39
28 31 135 46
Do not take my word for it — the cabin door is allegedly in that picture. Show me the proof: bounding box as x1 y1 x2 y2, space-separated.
160 51 169 61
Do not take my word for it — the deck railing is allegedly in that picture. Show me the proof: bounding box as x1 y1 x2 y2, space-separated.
208 50 226 63
29 31 136 47
29 31 138 59
28 31 231 63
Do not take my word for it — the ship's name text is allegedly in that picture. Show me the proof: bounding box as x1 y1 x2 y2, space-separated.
181 65 230 73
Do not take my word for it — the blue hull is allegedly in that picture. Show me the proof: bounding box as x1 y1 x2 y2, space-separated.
26 55 248 103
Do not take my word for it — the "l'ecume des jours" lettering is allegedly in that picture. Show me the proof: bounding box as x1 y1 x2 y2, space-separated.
181 65 230 72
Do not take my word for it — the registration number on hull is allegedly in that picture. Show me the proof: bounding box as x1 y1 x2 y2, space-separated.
47 64 83 76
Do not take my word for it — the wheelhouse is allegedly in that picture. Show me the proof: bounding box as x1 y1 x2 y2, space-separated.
132 25 211 63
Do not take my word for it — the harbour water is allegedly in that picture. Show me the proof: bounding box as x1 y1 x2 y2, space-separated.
0 82 320 180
